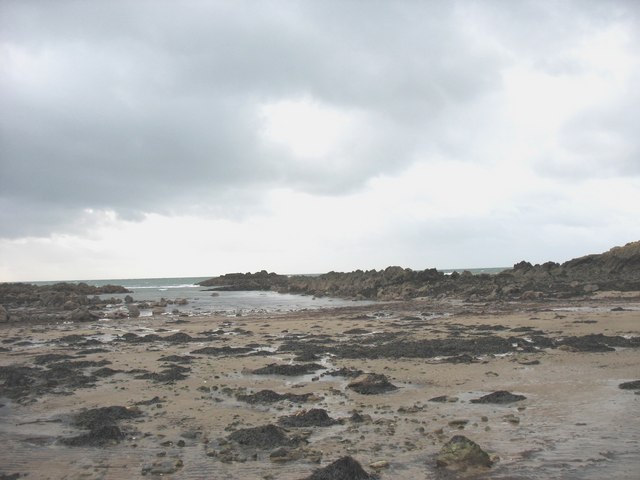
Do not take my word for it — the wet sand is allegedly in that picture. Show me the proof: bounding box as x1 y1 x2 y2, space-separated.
1 295 639 479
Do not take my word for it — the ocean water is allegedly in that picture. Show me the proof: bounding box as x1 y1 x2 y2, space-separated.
33 276 369 316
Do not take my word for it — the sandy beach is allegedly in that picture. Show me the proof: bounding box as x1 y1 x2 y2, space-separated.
1 294 638 479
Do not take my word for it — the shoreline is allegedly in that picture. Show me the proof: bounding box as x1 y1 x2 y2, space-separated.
1 295 639 479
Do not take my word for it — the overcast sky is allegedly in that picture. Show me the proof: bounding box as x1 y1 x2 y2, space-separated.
1 0 639 281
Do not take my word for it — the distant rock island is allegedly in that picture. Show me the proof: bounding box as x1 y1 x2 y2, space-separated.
199 241 640 301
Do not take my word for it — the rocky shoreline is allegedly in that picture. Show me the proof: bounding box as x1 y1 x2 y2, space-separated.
199 241 640 301
0 242 639 479
2 241 639 326
1 295 639 479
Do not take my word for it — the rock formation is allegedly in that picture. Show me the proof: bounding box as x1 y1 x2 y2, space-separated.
196 240 640 301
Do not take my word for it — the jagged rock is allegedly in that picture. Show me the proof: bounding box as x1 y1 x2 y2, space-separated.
348 373 398 394
194 241 640 300
304 456 375 480
471 391 526 404
124 295 134 303
127 305 140 318
436 435 492 470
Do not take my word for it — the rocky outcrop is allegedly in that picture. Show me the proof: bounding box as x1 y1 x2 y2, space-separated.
198 270 289 291
0 282 131 324
196 240 640 301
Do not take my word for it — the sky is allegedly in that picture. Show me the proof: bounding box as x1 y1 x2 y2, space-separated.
1 0 639 282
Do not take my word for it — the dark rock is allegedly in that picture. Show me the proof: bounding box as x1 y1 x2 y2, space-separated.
135 396 164 406
556 334 636 352
141 460 183 475
75 348 110 355
198 270 289 291
250 363 324 376
162 332 194 343
191 346 253 356
61 405 142 447
33 354 75 365
304 456 376 480
69 308 99 323
58 334 88 344
278 409 339 428
348 373 398 395
471 391 526 404
72 406 141 430
158 355 194 364
93 367 121 377
436 435 492 470
619 380 640 390
324 368 364 378
293 351 322 362
428 395 450 403
343 328 371 335
0 473 23 480
227 424 296 449
120 332 162 343
236 389 313 404
60 425 124 447
135 365 190 383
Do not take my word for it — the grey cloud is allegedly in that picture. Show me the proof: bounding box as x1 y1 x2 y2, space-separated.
1 0 638 239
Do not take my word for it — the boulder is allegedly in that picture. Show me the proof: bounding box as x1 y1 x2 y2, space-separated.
277 409 339 428
436 435 492 470
127 305 140 318
619 380 640 390
348 373 398 395
304 456 375 480
470 391 526 404
69 308 99 323
227 424 295 449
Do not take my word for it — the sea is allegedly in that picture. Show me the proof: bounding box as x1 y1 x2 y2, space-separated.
31 268 507 317
32 276 369 317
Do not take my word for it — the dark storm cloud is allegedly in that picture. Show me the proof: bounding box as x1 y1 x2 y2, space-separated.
0 0 638 238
